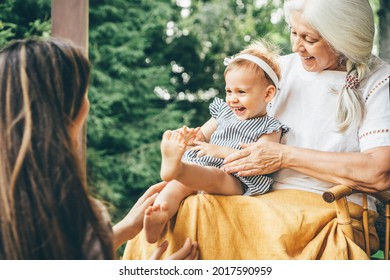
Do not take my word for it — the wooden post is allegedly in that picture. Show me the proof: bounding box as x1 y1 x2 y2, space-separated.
334 197 354 242
362 194 371 256
51 0 89 51
51 0 89 171
386 203 390 260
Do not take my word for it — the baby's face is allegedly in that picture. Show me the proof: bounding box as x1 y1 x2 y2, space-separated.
225 68 274 120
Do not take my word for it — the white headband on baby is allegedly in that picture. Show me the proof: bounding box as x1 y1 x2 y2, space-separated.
224 54 280 91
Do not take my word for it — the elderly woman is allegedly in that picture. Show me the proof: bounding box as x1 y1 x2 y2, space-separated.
124 0 389 260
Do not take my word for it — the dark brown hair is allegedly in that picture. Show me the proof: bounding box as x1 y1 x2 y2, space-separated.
0 38 113 259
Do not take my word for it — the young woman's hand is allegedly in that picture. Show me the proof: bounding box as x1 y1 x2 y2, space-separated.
113 181 167 250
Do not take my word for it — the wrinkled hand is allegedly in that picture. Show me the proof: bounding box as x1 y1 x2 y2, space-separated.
222 141 284 176
189 140 221 158
149 238 199 260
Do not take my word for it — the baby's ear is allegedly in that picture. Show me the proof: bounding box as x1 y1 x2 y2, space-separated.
264 85 276 102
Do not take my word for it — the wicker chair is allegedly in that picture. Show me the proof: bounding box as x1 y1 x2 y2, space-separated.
322 185 390 260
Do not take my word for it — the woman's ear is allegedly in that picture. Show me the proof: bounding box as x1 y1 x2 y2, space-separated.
69 96 89 149
264 85 276 103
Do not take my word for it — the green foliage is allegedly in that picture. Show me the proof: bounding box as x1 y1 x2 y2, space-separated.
0 22 17 48
0 0 51 48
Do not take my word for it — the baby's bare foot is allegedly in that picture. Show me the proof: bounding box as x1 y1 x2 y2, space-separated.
160 130 187 181
144 202 169 244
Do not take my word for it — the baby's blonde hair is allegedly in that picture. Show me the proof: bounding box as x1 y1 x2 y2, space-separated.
224 38 281 88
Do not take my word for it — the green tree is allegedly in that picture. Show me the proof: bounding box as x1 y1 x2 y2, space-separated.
378 0 390 62
87 0 199 221
0 0 51 48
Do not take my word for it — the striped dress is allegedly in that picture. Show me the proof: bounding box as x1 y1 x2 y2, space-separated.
183 97 288 196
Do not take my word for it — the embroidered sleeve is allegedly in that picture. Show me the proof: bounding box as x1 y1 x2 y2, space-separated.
359 74 390 151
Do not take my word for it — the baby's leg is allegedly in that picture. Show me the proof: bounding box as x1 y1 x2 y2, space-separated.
160 130 188 182
144 180 196 244
160 129 243 195
179 164 244 195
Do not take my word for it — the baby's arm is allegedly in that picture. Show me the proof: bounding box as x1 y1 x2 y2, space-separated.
193 128 283 159
192 141 238 159
183 117 217 147
199 117 217 142
188 117 237 158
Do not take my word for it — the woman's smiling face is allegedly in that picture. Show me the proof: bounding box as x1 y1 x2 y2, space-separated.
289 12 344 72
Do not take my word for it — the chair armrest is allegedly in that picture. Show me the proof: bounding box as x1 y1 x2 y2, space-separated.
323 185 390 204
323 185 390 260
322 185 354 203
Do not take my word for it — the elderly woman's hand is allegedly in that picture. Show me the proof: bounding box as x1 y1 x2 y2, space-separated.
222 141 286 176
149 238 199 260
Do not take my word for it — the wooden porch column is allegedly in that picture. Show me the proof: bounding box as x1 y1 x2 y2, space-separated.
51 0 89 166
51 0 89 52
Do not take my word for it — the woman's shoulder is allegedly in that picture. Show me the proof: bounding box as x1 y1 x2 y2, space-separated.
279 53 299 66
363 56 390 98
279 53 303 78
368 56 390 77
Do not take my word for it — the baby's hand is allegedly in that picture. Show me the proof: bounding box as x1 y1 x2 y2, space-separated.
191 141 222 158
179 126 201 145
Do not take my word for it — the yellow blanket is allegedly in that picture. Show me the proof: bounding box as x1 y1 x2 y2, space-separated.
123 189 379 260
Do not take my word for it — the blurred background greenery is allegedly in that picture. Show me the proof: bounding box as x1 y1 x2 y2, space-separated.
0 0 388 230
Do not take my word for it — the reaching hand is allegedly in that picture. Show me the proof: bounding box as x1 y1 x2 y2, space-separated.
113 181 167 249
175 126 203 147
179 126 201 144
149 238 199 260
191 140 222 158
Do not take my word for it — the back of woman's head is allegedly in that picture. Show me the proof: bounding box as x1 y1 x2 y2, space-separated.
0 38 113 259
284 0 375 131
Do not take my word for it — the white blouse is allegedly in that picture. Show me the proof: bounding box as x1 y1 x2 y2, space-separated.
268 53 390 209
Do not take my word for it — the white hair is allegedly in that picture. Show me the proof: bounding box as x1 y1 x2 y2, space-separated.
284 0 375 131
